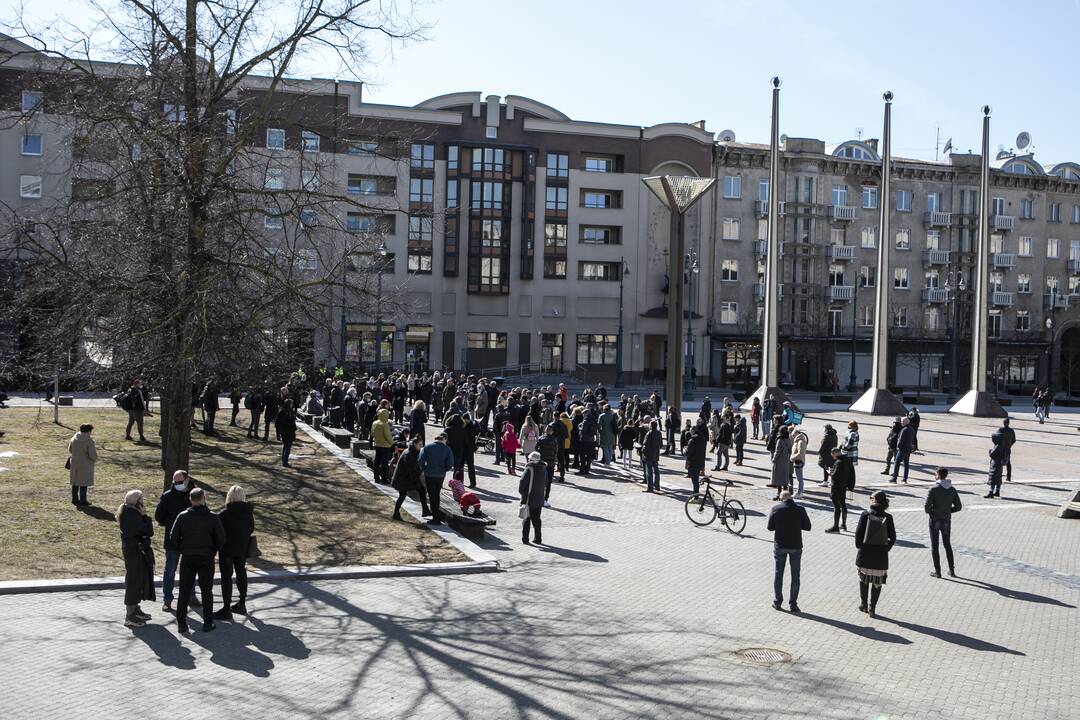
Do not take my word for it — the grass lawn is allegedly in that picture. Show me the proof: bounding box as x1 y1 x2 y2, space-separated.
0 407 465 581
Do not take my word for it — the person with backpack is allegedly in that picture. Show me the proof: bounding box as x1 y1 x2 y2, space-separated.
732 415 747 466
881 417 901 476
789 426 809 497
908 408 922 452
825 447 854 533
854 490 896 618
501 420 520 474
985 429 1007 498
817 424 838 486
925 467 962 578
228 386 242 427
890 417 914 484
122 379 149 442
999 417 1016 483
275 399 297 467
244 388 265 439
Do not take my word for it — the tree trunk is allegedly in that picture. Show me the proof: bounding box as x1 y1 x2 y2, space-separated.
160 356 194 491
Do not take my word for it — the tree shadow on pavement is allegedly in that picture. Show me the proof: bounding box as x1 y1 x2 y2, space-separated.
948 577 1076 608
131 623 196 670
876 616 1025 655
793 612 912 644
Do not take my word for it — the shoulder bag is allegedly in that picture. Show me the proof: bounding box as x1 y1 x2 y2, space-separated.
519 469 533 519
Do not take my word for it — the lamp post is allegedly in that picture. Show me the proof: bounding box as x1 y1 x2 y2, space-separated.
373 240 389 374
1047 284 1060 398
684 249 700 396
945 271 967 401
615 257 630 388
848 276 863 392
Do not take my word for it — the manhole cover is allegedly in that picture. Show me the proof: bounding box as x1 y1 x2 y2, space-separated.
733 647 793 665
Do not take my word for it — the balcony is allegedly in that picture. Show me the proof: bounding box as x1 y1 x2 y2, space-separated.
922 288 949 304
1045 293 1069 310
754 240 766 257
828 245 856 260
831 205 856 221
922 249 951 265
753 283 765 301
1069 258 1080 274
992 253 1016 268
825 285 855 302
993 215 1016 231
924 211 952 227
991 291 1014 307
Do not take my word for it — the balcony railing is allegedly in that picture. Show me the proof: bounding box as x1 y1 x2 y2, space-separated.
1069 258 1080 274
828 245 856 260
991 291 1014 306
755 200 786 217
831 205 856 221
992 253 1016 268
1045 293 1069 309
754 240 766 257
825 285 855 301
922 249 951 265
993 215 1016 231
922 288 949 303
924 211 952 227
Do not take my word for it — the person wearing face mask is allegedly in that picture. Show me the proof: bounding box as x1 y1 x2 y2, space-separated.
154 470 196 613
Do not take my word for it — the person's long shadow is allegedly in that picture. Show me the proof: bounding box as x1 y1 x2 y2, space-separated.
131 624 197 669
877 616 1025 655
189 623 275 677
551 506 615 523
537 544 608 563
248 616 312 660
794 612 912 644
949 577 1076 608
77 504 117 522
560 482 614 496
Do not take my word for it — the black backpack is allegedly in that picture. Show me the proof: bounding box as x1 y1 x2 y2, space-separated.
863 513 889 546
117 390 134 412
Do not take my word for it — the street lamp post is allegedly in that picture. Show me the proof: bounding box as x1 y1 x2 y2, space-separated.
945 271 967 401
848 276 862 392
373 241 388 374
684 249 699 396
615 257 630 388
1047 284 1060 397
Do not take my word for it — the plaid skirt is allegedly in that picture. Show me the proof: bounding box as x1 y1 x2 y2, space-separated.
857 567 888 586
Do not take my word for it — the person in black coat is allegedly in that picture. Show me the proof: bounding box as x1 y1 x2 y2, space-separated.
214 485 255 620
276 399 298 467
817 424 838 485
392 436 429 519
536 424 560 502
461 415 479 488
825 447 854 532
118 489 155 627
577 407 598 475
262 390 280 442
684 426 707 493
766 491 811 613
201 380 220 435
154 471 195 612
343 389 358 435
519 452 548 545
854 490 896 618
409 400 428 444
169 487 226 633
444 413 467 471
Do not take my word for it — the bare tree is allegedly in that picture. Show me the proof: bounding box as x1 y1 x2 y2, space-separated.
1 0 423 487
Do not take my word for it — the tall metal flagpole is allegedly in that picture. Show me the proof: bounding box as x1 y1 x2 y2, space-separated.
850 91 907 415
743 77 795 412
950 106 1006 417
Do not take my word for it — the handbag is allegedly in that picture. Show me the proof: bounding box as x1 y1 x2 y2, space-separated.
65 457 71 470
247 534 262 558
518 468 534 519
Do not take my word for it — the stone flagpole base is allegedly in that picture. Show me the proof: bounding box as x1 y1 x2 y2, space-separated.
948 389 1007 418
849 386 907 416
740 385 798 413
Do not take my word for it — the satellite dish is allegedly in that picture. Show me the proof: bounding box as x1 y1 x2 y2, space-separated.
1016 131 1031 151
780 134 788 145
718 129 736 142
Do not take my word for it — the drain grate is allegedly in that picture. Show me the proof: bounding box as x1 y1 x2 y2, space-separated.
734 647 793 665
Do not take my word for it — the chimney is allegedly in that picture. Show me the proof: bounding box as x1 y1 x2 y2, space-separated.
691 120 707 130
865 138 879 152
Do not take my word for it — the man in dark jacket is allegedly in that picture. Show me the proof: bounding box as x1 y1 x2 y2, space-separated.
908 407 922 452
825 448 854 532
891 417 913 484
201 379 220 435
169 487 225 633
999 418 1016 482
154 470 195 612
925 467 962 578
262 389 280 442
537 425 560 504
684 425 707 493
124 379 150 442
519 452 548 544
642 421 662 492
418 433 455 525
245 388 265 439
577 406 599 475
767 490 811 613
714 416 734 470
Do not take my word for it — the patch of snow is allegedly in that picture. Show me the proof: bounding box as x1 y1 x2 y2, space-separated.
0 451 18 458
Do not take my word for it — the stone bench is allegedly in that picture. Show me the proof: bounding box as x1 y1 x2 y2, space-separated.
296 411 321 430
57 396 74 406
901 396 935 405
351 438 372 459
321 425 353 449
819 394 853 404
439 487 496 540
1058 489 1080 519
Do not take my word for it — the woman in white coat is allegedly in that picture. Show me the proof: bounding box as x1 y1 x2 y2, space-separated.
68 423 98 506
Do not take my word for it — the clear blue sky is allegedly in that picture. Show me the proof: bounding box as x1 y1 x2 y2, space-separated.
12 0 1080 162
355 0 1080 164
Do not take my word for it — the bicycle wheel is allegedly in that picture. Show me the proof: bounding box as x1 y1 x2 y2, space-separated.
720 499 747 534
684 493 718 526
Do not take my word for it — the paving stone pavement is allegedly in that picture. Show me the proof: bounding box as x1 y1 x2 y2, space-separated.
0 410 1077 719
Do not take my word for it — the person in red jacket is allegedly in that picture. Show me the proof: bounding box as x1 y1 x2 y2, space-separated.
501 420 520 474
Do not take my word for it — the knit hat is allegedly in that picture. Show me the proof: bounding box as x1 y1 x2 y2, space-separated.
528 451 541 463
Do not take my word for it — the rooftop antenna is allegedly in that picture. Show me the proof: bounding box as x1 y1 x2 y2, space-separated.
855 127 864 140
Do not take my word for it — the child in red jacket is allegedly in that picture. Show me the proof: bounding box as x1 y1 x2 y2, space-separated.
501 421 520 474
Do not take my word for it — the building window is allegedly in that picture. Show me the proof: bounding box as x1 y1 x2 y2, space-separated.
410 143 435 169
926 192 940 213
758 219 768 241
19 174 42 198
722 218 740 241
347 213 387 233
266 128 285 150
862 186 877 209
828 264 845 286
299 210 318 229
580 226 620 244
1048 238 1060 258
544 259 567 279
446 179 459 209
990 234 1005 254
831 184 848 206
992 197 1005 215
1016 236 1031 256
926 230 940 250
409 177 434 204
445 145 459 171
582 190 620 209
1020 198 1034 219
758 179 769 203
894 267 909 289
164 104 186 123
861 227 876 248
301 131 320 153
798 177 814 203
1050 202 1061 222
989 272 1003 293
480 219 503 246
1016 310 1031 332
467 332 506 350
584 155 616 173
723 175 742 199
576 334 617 365
719 301 738 324
21 90 43 113
408 216 433 274
895 228 910 250
896 190 912 212
479 257 502 287
473 181 505 210
21 134 42 156
893 306 908 328
988 311 1002 338
1047 275 1060 293
301 170 318 191
545 186 568 211
578 261 622 281
721 259 739 282
295 249 318 272
546 152 569 178
925 268 940 289
859 265 876 288
830 228 845 246
925 307 940 331
348 175 378 195
263 210 284 229
1073 204 1080 224
348 140 378 155
544 222 567 249
472 147 506 173
861 305 874 327
1069 276 1080 295
1017 273 1031 294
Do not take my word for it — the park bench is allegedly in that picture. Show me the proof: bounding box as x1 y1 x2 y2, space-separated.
351 438 372 460
902 396 935 405
57 396 74 406
438 487 496 539
296 411 322 430
321 425 353 449
819 394 853 404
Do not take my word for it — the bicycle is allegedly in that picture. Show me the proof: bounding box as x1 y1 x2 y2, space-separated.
684 476 746 534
